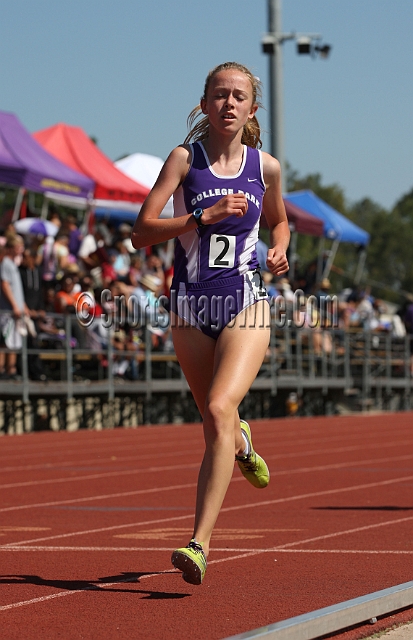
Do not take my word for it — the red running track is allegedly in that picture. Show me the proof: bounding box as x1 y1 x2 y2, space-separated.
0 413 413 640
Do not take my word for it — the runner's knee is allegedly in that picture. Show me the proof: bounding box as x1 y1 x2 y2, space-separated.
204 397 237 436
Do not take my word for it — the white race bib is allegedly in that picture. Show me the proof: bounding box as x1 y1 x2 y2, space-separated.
208 234 236 269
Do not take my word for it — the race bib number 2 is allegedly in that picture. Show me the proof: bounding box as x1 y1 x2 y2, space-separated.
208 234 236 268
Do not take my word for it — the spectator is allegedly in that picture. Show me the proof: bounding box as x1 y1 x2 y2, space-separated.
256 238 269 272
402 296 413 336
141 254 166 292
0 236 29 379
126 254 143 289
74 275 107 350
402 295 413 374
130 273 169 350
62 214 83 258
49 210 62 231
38 235 59 287
54 275 88 348
112 239 131 281
261 271 279 299
36 287 66 348
54 275 79 314
53 233 72 279
19 248 43 313
349 289 375 330
77 224 112 278
114 223 133 246
19 249 47 380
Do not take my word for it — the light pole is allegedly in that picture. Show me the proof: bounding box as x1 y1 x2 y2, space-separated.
262 0 331 193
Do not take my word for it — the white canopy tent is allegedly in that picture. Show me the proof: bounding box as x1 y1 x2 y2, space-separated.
115 153 173 218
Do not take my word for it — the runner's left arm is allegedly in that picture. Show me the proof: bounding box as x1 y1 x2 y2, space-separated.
261 152 290 277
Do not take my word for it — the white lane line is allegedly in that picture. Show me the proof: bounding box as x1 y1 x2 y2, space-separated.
5 532 409 613
0 570 176 612
2 437 413 476
1 423 411 467
2 447 412 500
272 453 413 476
0 462 199 490
272 515 413 550
1 451 411 514
2 474 413 548
274 549 413 554
0 421 385 456
0 435 204 465
1 546 412 554
2 517 413 613
4 516 413 554
221 473 413 516
0 591 89 611
266 440 413 463
0 481 199 513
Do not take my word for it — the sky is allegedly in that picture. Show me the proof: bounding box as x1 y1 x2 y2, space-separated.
1 0 412 211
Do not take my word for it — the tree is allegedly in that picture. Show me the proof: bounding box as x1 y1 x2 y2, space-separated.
391 188 413 295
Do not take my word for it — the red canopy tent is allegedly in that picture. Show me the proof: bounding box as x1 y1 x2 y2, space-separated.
33 123 150 203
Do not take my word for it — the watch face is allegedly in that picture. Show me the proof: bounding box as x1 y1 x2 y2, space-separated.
193 208 204 226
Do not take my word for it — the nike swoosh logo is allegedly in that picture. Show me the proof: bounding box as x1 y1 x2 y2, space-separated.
247 178 257 182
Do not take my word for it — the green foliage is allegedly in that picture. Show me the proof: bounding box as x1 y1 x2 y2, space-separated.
391 187 413 294
286 166 413 303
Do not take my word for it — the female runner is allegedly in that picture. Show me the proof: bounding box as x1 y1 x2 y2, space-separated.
131 61 290 585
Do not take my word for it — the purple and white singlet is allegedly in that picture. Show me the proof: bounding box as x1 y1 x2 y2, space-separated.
170 141 269 339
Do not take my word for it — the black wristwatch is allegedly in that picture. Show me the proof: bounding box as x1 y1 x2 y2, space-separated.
192 208 204 227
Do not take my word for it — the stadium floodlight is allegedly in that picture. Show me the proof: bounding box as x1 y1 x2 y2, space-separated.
297 37 332 58
262 0 332 192
314 44 332 59
296 36 312 55
261 34 276 54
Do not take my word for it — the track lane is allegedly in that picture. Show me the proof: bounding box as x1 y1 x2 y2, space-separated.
1 413 412 639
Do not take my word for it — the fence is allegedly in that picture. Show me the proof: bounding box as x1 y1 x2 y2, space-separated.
0 311 412 433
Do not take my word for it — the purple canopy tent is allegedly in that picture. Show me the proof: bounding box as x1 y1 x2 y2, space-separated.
0 111 94 201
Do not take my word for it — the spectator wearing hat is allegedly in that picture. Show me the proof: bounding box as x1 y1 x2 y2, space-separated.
116 223 133 240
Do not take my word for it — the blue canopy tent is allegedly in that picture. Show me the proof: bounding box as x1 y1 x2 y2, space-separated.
284 190 369 244
94 207 138 225
284 190 370 283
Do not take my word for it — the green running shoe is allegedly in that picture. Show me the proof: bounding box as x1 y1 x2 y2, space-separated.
171 539 207 585
235 420 270 488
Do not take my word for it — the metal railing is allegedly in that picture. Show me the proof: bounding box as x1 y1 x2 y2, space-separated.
0 311 412 409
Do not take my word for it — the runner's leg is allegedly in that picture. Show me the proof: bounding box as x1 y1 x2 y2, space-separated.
171 313 245 454
192 301 270 555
